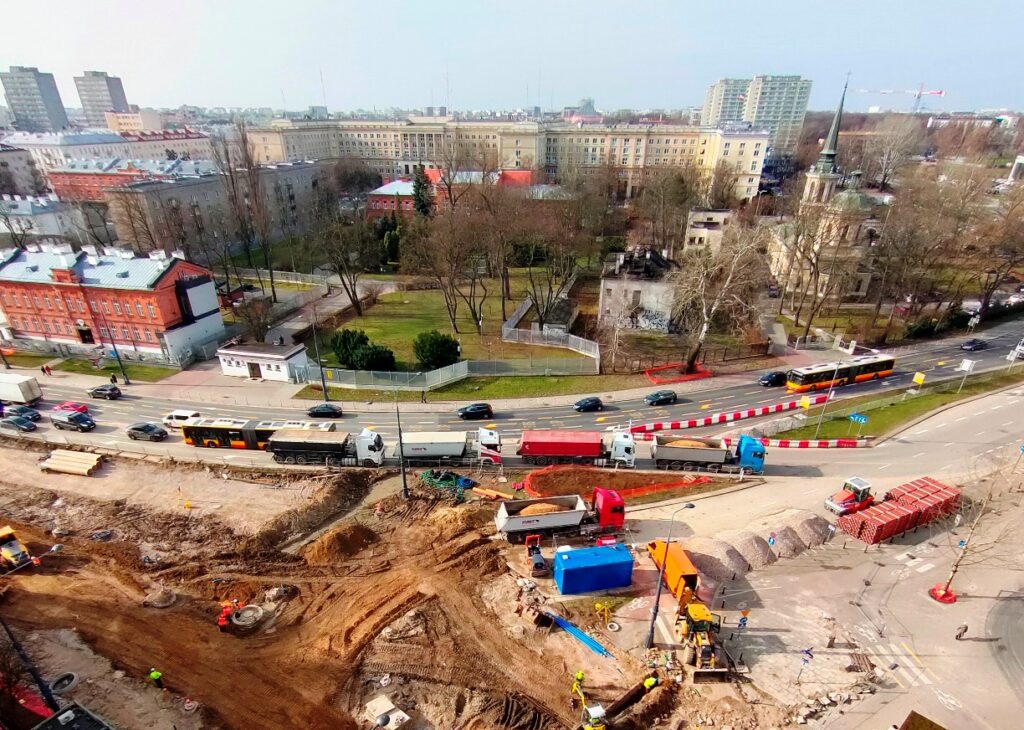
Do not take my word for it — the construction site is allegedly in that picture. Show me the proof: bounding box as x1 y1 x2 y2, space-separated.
0 441 796 730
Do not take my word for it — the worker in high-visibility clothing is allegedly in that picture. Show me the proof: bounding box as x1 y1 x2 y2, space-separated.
574 670 585 684
643 675 659 692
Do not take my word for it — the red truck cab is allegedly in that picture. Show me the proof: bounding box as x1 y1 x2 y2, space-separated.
591 488 625 530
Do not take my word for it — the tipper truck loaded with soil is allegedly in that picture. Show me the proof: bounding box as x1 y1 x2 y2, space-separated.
267 428 385 467
516 430 635 467
494 488 625 542
650 434 765 473
0 373 42 405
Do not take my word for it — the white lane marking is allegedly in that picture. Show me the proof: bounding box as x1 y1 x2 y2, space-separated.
955 416 968 422
911 452 925 459
915 562 935 573
877 463 891 470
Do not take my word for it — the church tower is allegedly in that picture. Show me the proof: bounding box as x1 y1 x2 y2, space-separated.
802 80 847 206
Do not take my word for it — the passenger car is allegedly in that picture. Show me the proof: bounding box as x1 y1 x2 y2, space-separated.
306 403 345 418
457 403 494 420
573 397 604 412
87 384 122 400
644 390 678 406
126 423 168 441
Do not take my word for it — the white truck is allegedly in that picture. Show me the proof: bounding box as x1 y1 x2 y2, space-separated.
0 373 42 405
267 428 385 468
396 428 501 465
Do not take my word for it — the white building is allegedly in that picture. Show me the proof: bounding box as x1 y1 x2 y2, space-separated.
74 71 130 128
0 143 42 195
217 343 309 382
598 248 677 332
703 75 812 156
0 194 86 241
685 209 734 253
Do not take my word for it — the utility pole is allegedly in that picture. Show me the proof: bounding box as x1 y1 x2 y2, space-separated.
310 303 329 402
391 374 410 499
0 616 60 712
644 503 696 649
93 303 130 385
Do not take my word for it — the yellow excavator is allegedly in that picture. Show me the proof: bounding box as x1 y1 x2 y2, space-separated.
571 673 607 730
0 526 34 574
676 602 729 682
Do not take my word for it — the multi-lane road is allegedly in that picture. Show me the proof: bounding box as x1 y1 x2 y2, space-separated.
8 319 1024 468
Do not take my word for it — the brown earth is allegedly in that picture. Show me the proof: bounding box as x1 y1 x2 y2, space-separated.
527 466 711 496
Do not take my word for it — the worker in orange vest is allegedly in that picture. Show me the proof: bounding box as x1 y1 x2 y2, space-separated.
217 603 233 633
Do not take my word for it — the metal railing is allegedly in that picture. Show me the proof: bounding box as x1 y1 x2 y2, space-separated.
234 267 329 287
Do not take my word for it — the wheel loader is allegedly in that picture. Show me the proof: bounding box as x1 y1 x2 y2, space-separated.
676 602 730 682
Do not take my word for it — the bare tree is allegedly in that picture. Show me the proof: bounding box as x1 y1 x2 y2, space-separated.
0 202 35 249
672 223 769 372
865 116 924 190
235 296 274 342
432 130 475 210
522 214 587 331
636 165 703 259
320 218 381 317
106 188 160 253
402 210 469 332
705 160 738 209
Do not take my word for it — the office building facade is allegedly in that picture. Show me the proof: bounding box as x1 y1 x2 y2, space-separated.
74 71 130 127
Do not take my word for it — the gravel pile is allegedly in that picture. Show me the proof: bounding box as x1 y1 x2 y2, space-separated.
778 509 832 547
767 526 806 558
681 536 750 582
715 529 777 569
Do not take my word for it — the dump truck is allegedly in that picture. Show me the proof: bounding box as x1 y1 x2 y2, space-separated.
267 428 385 467
516 430 635 467
494 488 625 543
647 540 701 605
650 434 765 473
0 373 42 405
1 526 34 573
825 476 875 515
396 428 501 465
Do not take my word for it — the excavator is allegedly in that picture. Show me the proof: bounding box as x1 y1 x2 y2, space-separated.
571 673 607 730
676 602 729 682
0 526 35 574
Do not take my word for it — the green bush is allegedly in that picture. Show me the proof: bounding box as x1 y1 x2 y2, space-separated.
413 330 461 369
350 344 396 371
329 329 369 368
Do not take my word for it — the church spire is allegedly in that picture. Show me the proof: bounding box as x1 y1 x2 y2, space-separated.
815 76 848 174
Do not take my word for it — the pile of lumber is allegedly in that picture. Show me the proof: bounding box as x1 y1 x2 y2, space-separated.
39 449 103 476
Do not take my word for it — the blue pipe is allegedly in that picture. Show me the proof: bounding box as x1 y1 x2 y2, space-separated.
544 612 613 658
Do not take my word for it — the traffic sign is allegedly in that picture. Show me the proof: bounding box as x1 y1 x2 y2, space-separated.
913 371 926 385
740 609 750 618
959 539 967 549
800 395 812 410
802 657 809 666
1020 442 1024 454
959 358 977 372
738 617 748 628
767 536 776 546
848 413 868 425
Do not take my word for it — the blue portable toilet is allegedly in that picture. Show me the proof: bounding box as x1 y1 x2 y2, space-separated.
553 544 634 595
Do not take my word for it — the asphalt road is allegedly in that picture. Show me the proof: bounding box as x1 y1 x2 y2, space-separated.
8 319 1024 466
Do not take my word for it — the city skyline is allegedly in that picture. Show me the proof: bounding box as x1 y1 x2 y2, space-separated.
0 0 1021 115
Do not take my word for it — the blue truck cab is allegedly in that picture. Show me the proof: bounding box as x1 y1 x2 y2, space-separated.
735 434 766 474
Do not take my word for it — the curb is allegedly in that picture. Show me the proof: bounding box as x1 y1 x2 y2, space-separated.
629 393 829 434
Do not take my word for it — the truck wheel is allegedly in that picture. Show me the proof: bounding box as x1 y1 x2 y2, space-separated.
326 457 341 467
362 459 376 468
683 645 696 666
683 462 694 471
536 456 549 466
669 461 682 471
296 456 307 465
284 456 296 464
708 464 720 473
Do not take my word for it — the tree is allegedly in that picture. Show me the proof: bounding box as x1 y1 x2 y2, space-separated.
706 161 737 210
0 202 35 250
635 166 703 259
412 165 434 218
413 330 461 369
401 209 474 333
329 329 369 368
971 182 1024 319
106 188 164 252
672 223 769 373
320 218 381 317
865 115 924 190
235 297 274 342
350 343 396 371
331 158 382 196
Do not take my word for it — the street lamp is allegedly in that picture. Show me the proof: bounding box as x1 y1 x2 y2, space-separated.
310 303 330 402
644 502 696 649
813 343 879 439
91 302 130 385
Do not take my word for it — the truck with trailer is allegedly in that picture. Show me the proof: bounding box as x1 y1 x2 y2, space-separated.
267 428 385 467
396 428 501 466
0 373 42 405
650 434 765 473
494 488 625 543
516 430 635 467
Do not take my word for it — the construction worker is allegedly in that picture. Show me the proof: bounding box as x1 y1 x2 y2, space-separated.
956 622 968 641
643 675 659 692
218 609 231 633
148 667 164 689
574 670 585 685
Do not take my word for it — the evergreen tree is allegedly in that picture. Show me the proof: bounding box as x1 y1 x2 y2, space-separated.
412 165 434 218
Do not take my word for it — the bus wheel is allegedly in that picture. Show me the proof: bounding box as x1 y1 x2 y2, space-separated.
205 441 217 448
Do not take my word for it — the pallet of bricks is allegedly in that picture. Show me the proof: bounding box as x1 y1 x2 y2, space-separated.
836 476 961 544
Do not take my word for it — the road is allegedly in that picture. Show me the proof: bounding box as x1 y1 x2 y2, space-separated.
9 320 1024 467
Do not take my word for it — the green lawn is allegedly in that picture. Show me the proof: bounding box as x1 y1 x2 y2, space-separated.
54 358 178 383
2 352 54 368
295 372 650 403
775 370 1024 440
307 272 588 369
230 238 327 274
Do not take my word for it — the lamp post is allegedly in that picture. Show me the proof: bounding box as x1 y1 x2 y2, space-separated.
391 372 410 500
813 344 879 439
644 502 696 650
91 301 130 385
310 303 329 402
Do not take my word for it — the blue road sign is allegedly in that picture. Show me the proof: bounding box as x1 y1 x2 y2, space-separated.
848 413 868 424
738 617 749 628
1020 442 1024 454
802 657 809 666
767 536 776 546
801 648 814 659
959 539 967 549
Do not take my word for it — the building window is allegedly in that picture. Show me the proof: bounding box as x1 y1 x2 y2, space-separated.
122 327 130 340
136 302 144 317
147 303 156 318
99 326 108 337
90 301 98 312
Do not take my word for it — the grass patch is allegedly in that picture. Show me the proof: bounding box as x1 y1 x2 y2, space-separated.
295 372 650 403
2 352 54 368
775 370 1024 440
54 358 178 383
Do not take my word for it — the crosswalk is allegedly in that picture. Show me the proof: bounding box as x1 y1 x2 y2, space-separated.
894 550 935 575
864 642 934 688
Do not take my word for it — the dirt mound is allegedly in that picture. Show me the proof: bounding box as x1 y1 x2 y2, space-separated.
715 529 777 569
778 509 832 547
519 502 568 516
301 523 378 565
427 505 496 540
526 465 709 496
680 536 749 581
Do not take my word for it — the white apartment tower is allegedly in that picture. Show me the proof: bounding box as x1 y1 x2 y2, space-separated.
0 66 69 132
74 71 130 127
702 79 750 126
703 75 812 157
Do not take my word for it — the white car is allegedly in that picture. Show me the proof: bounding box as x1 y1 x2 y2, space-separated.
162 410 201 429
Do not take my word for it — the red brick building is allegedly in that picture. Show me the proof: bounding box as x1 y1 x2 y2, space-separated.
0 242 225 363
48 158 218 203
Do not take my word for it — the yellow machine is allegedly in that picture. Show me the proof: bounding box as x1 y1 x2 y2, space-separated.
0 526 33 573
571 673 607 730
677 602 729 681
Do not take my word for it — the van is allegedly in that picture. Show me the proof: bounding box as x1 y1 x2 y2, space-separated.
51 411 96 432
162 410 201 429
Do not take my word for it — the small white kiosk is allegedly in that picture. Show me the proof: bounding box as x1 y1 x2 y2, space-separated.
216 343 309 382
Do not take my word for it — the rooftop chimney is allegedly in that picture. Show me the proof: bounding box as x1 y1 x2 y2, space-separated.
170 250 186 260
148 250 168 261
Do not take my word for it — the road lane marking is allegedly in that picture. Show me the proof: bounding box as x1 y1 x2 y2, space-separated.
595 417 607 423
955 416 968 422
700 405 711 410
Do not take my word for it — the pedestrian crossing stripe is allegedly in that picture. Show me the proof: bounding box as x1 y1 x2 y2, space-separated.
866 643 933 687
893 552 936 574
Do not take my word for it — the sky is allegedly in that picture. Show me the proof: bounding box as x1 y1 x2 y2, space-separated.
1 0 1021 114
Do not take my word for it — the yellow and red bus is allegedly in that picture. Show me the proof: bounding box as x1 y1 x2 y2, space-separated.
182 418 335 449
785 354 895 393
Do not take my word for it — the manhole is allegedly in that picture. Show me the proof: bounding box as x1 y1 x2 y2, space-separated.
50 672 78 694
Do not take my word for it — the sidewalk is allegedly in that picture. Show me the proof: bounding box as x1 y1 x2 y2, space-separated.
266 279 395 346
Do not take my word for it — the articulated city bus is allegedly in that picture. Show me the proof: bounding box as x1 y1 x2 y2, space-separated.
181 418 335 449
785 354 896 392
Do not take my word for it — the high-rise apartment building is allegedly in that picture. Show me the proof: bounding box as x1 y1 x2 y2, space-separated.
74 71 130 127
702 75 811 156
0 66 69 132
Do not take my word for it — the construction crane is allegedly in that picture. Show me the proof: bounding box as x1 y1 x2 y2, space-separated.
855 82 945 113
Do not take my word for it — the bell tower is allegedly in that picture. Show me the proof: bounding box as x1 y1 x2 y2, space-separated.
802 79 847 206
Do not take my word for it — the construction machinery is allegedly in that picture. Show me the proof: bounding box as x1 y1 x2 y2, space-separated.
495 489 625 543
570 675 607 730
677 602 729 682
0 526 35 574
525 534 548 577
825 476 874 515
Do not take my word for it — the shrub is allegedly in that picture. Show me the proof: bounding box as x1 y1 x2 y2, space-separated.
329 329 369 368
413 330 461 370
350 344 396 371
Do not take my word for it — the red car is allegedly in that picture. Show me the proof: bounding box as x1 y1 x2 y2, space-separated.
53 401 90 414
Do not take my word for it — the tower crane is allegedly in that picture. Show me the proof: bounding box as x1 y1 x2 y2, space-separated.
855 82 945 113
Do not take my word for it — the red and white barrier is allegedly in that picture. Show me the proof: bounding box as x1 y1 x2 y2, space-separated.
629 394 829 434
721 437 869 449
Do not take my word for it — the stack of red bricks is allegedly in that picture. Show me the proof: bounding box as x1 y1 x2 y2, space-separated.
836 476 960 544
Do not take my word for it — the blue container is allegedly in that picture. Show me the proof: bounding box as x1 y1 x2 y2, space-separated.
553 544 634 595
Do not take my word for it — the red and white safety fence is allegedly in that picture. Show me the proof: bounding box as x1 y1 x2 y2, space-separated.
722 436 870 449
628 393 829 434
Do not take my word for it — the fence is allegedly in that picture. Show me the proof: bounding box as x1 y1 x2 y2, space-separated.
500 326 601 359
235 267 329 288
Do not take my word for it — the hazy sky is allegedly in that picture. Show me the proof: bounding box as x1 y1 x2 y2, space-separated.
1 0 1021 113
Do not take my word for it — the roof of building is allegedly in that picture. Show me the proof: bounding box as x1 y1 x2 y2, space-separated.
369 179 415 196
217 342 307 360
0 129 208 148
0 244 193 289
0 194 65 215
0 142 27 153
602 247 677 280
50 157 218 176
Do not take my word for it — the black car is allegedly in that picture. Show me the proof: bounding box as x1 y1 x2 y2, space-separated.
306 403 345 418
4 404 40 421
0 416 37 433
573 397 604 412
759 371 788 387
126 423 168 442
87 384 122 400
644 390 678 406
52 412 96 432
457 403 494 420
960 338 988 351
